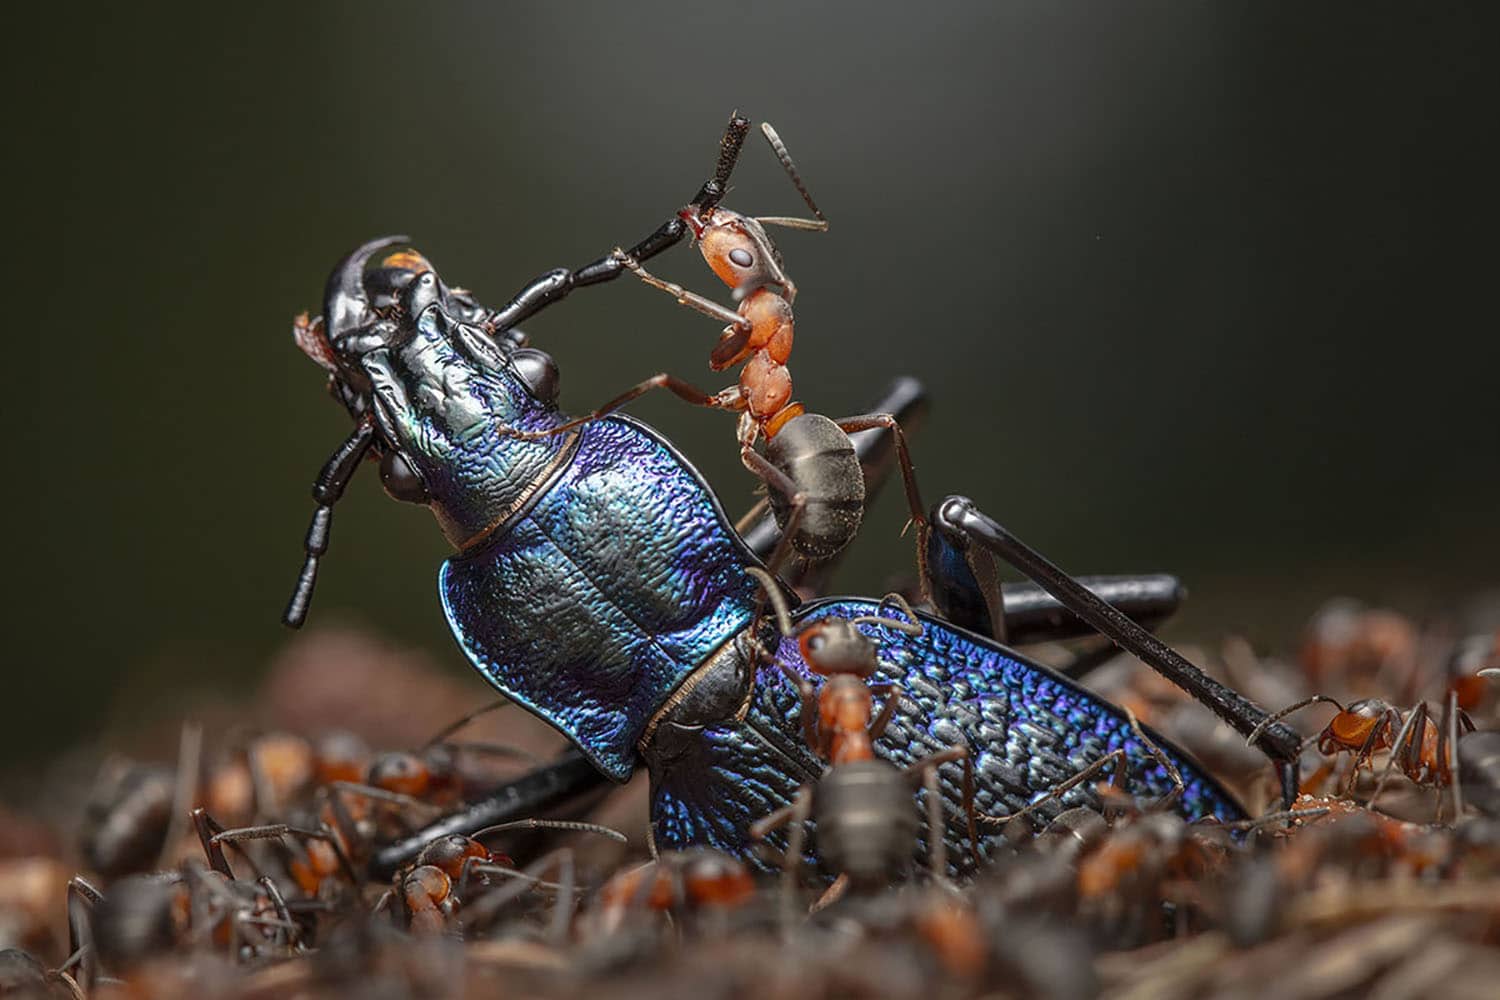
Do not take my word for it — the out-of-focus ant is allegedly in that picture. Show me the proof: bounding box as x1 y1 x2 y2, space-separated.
743 568 974 907
502 115 926 569
1247 693 1477 818
377 819 625 941
592 849 756 936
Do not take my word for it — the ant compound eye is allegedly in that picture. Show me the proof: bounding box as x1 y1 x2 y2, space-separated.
380 451 430 505
729 248 754 268
807 633 827 653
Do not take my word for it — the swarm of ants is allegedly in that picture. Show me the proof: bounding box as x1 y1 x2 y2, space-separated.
0 601 1495 1000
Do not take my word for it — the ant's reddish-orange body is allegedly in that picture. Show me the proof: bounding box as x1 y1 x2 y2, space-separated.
505 116 925 566
1248 692 1477 817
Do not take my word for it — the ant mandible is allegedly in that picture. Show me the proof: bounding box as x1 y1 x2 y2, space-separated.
503 115 926 571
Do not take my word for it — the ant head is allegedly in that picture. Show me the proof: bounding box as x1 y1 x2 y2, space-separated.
415 834 491 880
1343 698 1395 720
678 206 789 301
367 752 432 798
798 620 879 679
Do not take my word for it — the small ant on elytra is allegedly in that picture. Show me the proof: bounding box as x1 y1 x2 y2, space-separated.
743 567 975 910
502 114 927 570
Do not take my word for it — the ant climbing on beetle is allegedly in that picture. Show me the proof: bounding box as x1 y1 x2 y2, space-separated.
283 109 1311 875
743 566 977 904
498 115 927 571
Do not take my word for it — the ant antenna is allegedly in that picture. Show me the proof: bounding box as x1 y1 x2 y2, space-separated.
757 122 829 232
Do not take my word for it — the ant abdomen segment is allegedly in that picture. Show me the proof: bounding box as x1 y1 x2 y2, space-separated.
763 413 865 562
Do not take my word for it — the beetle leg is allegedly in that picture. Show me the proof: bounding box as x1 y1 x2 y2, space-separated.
926 495 1304 808
484 114 752 336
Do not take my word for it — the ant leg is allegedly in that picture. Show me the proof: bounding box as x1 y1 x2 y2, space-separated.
464 849 580 942
832 413 927 535
776 662 822 756
975 750 1127 830
157 722 203 869
257 875 300 951
420 698 510 750
615 252 751 330
929 496 1305 806
903 744 975 874
809 875 849 913
1344 709 1402 800
327 781 443 818
504 373 735 442
65 876 102 995
740 446 808 584
1220 806 1333 832
282 413 377 628
483 114 751 337
191 807 236 877
778 787 815 927
1443 691 1464 818
867 683 903 741
1125 709 1185 810
208 820 360 888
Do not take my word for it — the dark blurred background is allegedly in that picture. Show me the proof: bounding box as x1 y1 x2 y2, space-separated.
14 4 1496 770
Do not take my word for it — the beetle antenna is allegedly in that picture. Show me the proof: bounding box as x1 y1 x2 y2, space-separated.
758 122 828 231
282 416 376 628
688 112 752 218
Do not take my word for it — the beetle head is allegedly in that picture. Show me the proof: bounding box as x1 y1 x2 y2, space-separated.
294 238 569 550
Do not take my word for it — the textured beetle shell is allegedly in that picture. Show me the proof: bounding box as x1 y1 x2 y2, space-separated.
644 599 1245 874
441 415 762 780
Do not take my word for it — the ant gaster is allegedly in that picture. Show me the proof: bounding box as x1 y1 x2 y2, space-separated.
743 568 975 901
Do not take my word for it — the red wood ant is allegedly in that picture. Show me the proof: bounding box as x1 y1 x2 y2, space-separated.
501 115 927 569
1247 692 1477 818
743 567 974 903
382 819 624 940
592 849 756 935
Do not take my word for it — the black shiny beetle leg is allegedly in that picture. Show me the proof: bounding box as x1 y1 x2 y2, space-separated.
367 750 608 880
927 495 1303 808
282 414 377 628
926 516 1186 648
485 113 753 338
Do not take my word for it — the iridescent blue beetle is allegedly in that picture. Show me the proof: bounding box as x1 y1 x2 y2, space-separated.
282 120 1302 877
